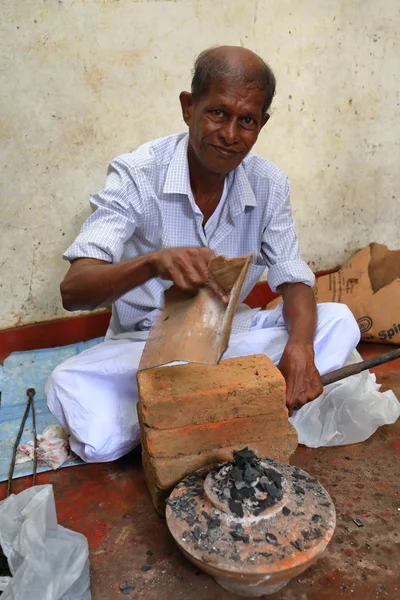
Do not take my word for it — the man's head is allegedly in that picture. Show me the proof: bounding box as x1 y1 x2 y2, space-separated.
180 46 276 176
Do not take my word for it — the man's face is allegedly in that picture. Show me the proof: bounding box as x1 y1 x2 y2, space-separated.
180 79 269 176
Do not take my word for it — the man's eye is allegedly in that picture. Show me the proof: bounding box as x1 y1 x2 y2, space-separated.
242 117 254 125
212 109 223 117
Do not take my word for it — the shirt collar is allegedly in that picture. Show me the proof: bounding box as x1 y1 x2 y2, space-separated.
163 133 257 215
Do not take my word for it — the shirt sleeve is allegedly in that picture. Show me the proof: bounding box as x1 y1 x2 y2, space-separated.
64 158 139 263
261 177 315 292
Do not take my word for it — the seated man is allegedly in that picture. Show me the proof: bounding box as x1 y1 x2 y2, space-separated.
46 46 360 462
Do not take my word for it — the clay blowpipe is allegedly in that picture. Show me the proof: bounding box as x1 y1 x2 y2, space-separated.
321 348 400 386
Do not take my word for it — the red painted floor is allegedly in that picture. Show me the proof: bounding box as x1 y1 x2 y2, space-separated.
1 344 399 600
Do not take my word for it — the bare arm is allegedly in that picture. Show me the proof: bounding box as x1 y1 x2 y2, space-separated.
277 282 323 412
60 247 229 311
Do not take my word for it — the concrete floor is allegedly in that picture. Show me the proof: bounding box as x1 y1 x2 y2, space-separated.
1 344 399 600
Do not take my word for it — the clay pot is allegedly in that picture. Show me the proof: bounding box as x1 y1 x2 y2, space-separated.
166 456 336 597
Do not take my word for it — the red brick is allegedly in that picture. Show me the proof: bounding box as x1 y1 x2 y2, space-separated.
142 412 294 458
142 436 298 491
137 354 285 429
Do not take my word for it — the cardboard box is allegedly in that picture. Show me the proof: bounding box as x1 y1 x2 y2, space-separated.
267 243 400 345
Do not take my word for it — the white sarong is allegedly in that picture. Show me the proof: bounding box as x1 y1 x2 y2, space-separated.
46 302 398 462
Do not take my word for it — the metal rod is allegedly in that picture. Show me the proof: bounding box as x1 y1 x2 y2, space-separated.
7 388 36 497
321 348 400 387
30 388 38 486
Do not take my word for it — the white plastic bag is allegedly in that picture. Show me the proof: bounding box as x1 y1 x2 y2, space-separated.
0 485 90 600
290 350 400 447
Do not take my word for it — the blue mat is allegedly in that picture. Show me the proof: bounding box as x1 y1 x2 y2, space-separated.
0 338 103 482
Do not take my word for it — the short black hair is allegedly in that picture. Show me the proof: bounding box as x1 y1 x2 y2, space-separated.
191 47 276 114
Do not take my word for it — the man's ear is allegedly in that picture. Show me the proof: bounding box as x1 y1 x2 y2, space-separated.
179 91 194 126
260 112 270 130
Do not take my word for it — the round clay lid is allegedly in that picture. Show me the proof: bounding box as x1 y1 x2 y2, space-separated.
166 449 336 577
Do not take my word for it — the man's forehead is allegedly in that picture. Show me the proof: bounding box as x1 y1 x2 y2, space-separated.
199 80 266 109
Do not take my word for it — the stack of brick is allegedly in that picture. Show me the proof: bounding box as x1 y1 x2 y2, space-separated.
137 354 298 515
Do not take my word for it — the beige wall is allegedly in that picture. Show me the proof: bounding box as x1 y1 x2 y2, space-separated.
1 0 399 329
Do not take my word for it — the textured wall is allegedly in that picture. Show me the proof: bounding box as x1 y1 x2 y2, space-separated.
1 0 399 329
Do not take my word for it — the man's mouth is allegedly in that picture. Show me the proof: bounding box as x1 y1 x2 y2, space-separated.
211 145 240 158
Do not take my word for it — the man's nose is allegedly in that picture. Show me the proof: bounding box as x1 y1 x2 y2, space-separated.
219 120 240 145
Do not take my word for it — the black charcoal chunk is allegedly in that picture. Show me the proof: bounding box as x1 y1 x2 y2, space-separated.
311 514 321 522
230 531 250 543
295 486 305 496
141 564 151 572
228 499 244 518
265 532 278 546
282 506 291 517
291 539 303 551
352 518 364 528
192 526 202 541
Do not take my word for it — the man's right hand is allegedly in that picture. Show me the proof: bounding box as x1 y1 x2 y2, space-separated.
150 247 229 303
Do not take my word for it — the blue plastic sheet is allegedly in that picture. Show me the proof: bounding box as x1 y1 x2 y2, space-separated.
0 339 102 482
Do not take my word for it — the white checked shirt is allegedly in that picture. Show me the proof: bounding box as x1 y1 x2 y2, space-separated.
64 133 315 339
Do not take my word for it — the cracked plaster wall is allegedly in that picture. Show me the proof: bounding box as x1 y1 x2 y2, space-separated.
0 0 399 329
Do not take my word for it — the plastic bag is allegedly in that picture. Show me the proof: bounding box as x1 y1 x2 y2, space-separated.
290 350 400 447
0 485 90 600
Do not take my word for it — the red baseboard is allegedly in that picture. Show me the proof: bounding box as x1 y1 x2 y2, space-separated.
0 311 112 363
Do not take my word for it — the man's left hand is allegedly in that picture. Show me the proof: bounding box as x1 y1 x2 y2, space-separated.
279 341 323 415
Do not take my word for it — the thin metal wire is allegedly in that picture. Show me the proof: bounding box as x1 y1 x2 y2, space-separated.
31 391 37 486
7 388 36 497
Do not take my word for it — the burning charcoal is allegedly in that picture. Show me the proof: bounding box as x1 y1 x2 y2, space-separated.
186 515 196 526
229 499 244 518
265 532 278 546
230 531 250 543
192 526 202 541
258 481 279 498
187 488 200 497
231 466 244 482
244 463 259 484
231 486 241 501
237 486 255 500
295 486 305 496
233 448 257 463
352 518 364 528
291 539 303 551
282 506 291 517
301 531 310 541
263 468 283 489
